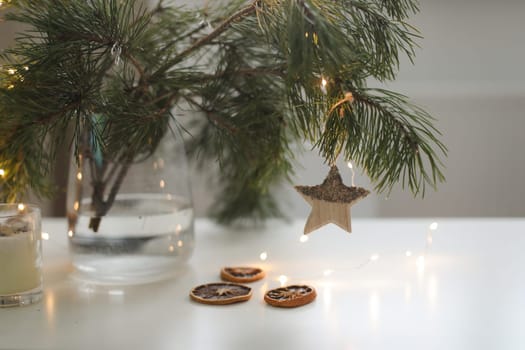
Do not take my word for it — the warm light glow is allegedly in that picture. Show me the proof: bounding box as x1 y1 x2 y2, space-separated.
312 32 319 45
320 77 328 94
278 275 288 286
41 232 50 240
323 269 333 277
417 255 425 273
73 201 79 211
23 66 29 71
0 169 5 177
76 172 83 181
68 230 74 238
177 240 183 247
169 245 175 252
405 250 412 257
259 252 268 261
17 203 25 211
176 224 182 234
160 180 165 188
429 222 438 230
347 161 353 169
7 68 16 75
45 290 56 325
305 32 309 38
158 158 165 169
299 235 309 243
108 289 125 296
370 254 379 262
369 292 380 325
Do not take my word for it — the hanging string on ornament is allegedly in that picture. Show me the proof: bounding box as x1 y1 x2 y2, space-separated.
295 89 370 235
329 92 354 118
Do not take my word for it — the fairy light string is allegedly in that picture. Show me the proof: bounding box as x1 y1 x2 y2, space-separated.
258 220 439 283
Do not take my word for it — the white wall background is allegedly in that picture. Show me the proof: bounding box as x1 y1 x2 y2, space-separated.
2 0 524 218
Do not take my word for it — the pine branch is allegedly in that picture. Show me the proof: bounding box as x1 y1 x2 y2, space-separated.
176 1 258 60
1 0 447 224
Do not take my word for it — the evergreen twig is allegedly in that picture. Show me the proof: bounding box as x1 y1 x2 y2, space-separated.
0 0 447 223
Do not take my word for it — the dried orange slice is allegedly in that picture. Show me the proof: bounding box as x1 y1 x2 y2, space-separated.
220 267 265 283
190 283 252 305
264 285 316 308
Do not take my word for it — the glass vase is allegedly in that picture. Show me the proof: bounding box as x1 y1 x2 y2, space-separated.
66 128 194 284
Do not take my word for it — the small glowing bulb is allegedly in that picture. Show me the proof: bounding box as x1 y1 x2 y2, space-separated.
278 275 288 286
429 222 438 230
0 169 5 177
17 203 25 211
176 224 182 233
68 230 74 238
305 32 309 38
169 245 175 252
312 32 319 45
7 68 16 75
347 161 356 186
259 252 268 261
177 240 183 247
7 84 15 90
23 66 29 71
73 201 79 211
41 232 50 240
405 250 412 257
299 235 309 243
160 180 165 188
76 172 83 181
320 78 328 94
370 254 379 262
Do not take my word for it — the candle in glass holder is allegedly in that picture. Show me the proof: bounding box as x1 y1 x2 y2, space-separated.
0 204 42 307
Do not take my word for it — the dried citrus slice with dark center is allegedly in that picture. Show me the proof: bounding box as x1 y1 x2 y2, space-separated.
190 283 252 305
264 285 316 308
220 266 265 283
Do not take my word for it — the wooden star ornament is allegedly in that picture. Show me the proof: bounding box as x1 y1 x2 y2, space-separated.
295 165 370 234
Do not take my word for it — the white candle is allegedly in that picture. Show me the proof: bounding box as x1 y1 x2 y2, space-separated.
0 208 42 299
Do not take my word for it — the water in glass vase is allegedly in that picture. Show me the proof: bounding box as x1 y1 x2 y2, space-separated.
69 194 194 284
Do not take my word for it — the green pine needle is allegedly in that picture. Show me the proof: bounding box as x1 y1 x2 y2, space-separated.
0 0 446 222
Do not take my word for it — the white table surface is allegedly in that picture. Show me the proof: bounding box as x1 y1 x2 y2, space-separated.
1 218 524 350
